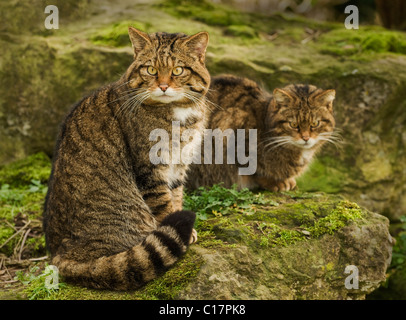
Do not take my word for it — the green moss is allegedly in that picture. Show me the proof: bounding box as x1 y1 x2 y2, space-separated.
158 0 246 27
0 186 48 256
315 27 406 57
304 200 364 237
297 156 349 194
133 251 204 299
362 32 406 53
0 153 50 256
199 191 364 249
225 25 258 39
26 250 204 300
90 20 151 47
0 152 51 188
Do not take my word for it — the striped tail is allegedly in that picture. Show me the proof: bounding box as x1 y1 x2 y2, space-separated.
52 210 196 290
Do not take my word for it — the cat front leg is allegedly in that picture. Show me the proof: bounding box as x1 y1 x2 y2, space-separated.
276 177 297 191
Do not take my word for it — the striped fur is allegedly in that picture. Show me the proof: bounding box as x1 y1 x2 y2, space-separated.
43 29 210 290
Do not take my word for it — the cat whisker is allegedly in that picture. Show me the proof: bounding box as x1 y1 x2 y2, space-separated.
112 80 132 90
318 131 345 144
108 88 147 106
265 140 294 152
184 91 208 111
263 138 293 151
261 136 292 146
317 137 344 150
185 89 222 111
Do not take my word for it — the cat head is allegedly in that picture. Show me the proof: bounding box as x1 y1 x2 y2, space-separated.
266 84 338 150
124 28 210 106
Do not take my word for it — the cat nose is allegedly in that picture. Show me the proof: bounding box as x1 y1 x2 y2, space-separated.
302 135 310 141
159 84 169 92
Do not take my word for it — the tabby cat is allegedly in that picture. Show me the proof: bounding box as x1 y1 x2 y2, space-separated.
186 75 339 191
43 28 210 290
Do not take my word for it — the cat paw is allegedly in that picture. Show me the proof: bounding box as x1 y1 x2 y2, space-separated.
271 178 297 192
189 228 198 245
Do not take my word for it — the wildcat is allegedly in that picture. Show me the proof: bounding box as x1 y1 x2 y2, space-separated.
43 28 210 290
186 75 340 192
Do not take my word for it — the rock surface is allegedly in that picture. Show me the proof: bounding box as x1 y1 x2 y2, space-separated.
177 193 393 300
39 192 394 300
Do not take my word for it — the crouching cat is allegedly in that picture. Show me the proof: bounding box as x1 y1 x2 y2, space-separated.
43 28 210 290
186 75 341 192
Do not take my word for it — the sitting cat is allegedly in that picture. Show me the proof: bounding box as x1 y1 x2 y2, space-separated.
186 74 340 191
43 28 210 290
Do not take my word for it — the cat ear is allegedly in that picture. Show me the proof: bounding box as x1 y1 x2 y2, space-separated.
272 89 294 108
183 31 209 63
314 89 336 111
128 27 151 57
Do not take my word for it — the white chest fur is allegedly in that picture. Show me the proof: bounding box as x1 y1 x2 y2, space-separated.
299 149 315 166
173 107 201 124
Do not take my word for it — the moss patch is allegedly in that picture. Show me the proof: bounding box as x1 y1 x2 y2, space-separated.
315 27 406 57
90 20 151 47
225 25 258 39
296 156 350 193
0 152 51 188
0 153 50 257
199 191 365 249
22 250 203 300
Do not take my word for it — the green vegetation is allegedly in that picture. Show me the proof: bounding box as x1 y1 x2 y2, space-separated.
304 200 363 237
392 216 406 269
368 215 406 299
296 156 349 193
184 184 365 249
90 20 151 47
16 264 66 300
315 27 406 57
20 250 203 300
0 152 51 187
184 183 268 220
0 153 50 257
225 25 258 39
158 0 246 27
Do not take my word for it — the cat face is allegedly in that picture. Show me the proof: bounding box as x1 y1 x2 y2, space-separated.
125 28 210 106
266 84 338 150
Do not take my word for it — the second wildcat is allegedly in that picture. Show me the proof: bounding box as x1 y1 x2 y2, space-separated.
187 74 341 191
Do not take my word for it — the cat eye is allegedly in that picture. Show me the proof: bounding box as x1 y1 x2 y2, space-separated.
289 121 299 129
172 66 184 76
147 66 157 75
311 120 320 128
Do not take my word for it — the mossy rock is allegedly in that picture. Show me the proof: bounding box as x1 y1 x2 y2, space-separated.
13 190 392 300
